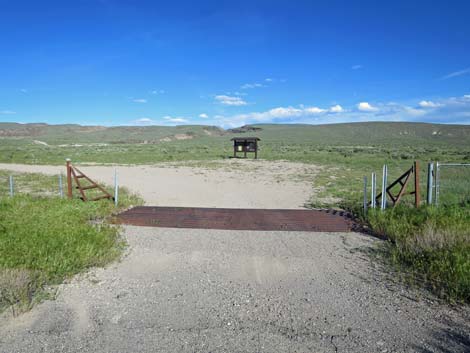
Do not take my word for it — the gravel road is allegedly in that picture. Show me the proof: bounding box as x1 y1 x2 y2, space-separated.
1 227 468 353
0 160 320 208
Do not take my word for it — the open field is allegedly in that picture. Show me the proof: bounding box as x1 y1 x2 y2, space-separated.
2 121 470 208
1 122 470 167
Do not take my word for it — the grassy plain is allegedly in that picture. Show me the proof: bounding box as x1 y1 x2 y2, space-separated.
2 121 470 208
1 121 470 303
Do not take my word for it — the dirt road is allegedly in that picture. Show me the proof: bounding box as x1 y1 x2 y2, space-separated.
1 227 469 352
0 160 321 208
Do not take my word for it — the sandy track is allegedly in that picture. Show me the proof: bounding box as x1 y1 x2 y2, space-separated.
1 227 469 352
0 160 319 208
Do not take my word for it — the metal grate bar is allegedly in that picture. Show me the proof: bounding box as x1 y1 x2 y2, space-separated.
114 207 356 232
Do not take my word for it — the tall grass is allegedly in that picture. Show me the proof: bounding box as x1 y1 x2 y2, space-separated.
365 205 470 302
0 196 124 313
0 171 143 314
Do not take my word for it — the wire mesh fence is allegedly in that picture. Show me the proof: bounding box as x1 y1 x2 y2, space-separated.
0 171 64 198
1 162 118 205
435 163 470 207
362 161 470 211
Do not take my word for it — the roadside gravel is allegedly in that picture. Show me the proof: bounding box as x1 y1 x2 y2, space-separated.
1 226 468 352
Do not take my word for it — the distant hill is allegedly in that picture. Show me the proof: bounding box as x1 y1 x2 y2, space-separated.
0 123 226 144
246 122 470 146
1 121 469 146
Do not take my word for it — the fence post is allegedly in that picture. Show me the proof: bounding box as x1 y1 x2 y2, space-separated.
9 175 14 197
435 162 440 206
114 168 118 207
363 176 368 213
414 160 420 208
381 165 388 210
371 172 376 209
426 162 433 205
58 174 64 198
66 158 73 199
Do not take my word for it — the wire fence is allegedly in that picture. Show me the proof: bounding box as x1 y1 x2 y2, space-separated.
435 163 470 207
363 161 470 212
0 172 65 198
1 164 119 206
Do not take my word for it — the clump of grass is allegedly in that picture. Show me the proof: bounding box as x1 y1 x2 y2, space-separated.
0 170 143 314
0 269 43 315
365 205 470 302
0 195 128 314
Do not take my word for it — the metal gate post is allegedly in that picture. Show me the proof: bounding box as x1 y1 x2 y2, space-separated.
9 175 14 197
371 172 376 208
59 174 64 198
363 176 368 213
381 165 388 210
114 168 119 207
426 162 434 205
435 162 440 206
414 161 420 208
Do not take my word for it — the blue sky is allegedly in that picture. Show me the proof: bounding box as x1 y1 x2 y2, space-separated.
1 0 469 127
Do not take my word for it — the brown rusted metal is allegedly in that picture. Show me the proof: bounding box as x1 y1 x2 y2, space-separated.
71 167 88 201
65 160 113 202
114 206 355 232
392 167 413 205
374 161 421 208
72 165 113 199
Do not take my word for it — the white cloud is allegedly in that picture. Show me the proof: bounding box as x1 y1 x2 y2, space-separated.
441 67 470 80
267 107 303 118
133 117 156 125
215 105 331 127
133 98 147 103
240 83 264 89
248 105 327 120
150 89 165 95
0 110 16 114
215 95 247 106
213 94 470 127
132 116 190 125
163 116 189 123
329 105 344 113
357 102 378 112
419 100 441 108
20 89 27 93
304 107 326 114
199 113 209 119
352 65 363 70
265 78 273 82
404 107 426 117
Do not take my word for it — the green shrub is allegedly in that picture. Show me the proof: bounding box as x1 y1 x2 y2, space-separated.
365 205 470 302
